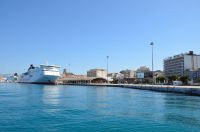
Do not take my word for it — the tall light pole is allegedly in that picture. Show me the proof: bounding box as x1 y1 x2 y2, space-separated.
68 64 71 74
106 56 109 83
150 42 154 84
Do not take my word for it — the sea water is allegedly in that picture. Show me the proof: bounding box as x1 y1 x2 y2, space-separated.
0 83 200 132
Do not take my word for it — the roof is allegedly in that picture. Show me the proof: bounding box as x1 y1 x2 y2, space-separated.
87 69 106 72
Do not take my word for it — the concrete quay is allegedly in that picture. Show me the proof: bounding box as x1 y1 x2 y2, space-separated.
64 83 200 96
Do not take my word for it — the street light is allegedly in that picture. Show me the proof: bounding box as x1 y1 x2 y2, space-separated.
106 56 109 83
68 64 71 74
150 42 154 84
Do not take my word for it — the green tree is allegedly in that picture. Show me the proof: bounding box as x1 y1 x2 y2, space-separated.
159 76 165 83
156 76 165 84
168 75 179 83
179 75 189 85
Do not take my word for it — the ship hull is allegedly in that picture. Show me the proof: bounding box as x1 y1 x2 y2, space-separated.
18 65 60 84
18 75 59 84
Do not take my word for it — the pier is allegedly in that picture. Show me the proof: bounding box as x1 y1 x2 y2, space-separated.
62 83 200 96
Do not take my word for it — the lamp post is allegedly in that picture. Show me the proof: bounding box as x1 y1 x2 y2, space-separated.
68 64 71 74
150 42 154 84
106 56 109 83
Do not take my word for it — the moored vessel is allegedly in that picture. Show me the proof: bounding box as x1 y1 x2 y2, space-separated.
18 64 60 84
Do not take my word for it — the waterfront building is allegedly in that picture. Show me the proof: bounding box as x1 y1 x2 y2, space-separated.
164 51 200 77
135 66 153 84
59 69 109 84
184 69 200 83
154 70 165 84
109 73 124 84
118 69 136 84
59 74 108 84
59 74 91 84
120 69 136 78
154 70 164 78
109 73 124 80
136 66 152 78
62 68 74 78
87 69 107 79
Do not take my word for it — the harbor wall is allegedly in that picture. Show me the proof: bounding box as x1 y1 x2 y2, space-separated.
64 83 200 96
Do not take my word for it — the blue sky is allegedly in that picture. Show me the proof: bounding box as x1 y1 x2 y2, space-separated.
0 0 200 74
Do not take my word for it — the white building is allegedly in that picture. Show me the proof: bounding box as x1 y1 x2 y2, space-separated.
87 69 107 79
164 51 200 77
109 73 124 80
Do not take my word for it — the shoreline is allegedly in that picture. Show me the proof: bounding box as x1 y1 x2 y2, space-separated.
62 83 200 96
1 82 200 96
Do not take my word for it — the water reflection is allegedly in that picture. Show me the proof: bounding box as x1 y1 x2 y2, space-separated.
41 85 63 114
42 85 62 106
1 84 200 131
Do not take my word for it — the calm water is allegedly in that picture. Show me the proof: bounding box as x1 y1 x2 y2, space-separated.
0 83 200 132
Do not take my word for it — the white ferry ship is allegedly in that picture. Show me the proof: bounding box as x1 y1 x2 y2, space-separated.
18 64 60 84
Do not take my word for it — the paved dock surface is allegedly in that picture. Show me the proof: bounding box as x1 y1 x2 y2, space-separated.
65 83 200 96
